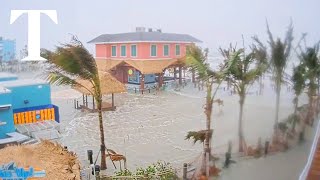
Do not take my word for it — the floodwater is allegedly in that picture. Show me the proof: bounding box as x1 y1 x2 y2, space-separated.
16 70 312 179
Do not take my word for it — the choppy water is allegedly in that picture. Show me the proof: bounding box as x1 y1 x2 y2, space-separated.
15 70 311 178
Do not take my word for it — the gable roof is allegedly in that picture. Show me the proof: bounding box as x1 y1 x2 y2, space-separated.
88 32 202 44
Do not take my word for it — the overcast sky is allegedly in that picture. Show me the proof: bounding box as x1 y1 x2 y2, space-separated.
1 0 319 58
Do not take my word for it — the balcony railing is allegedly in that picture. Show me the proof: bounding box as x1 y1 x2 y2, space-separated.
299 118 320 180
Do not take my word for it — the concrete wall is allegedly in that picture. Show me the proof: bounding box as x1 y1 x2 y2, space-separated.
8 84 51 109
0 92 15 138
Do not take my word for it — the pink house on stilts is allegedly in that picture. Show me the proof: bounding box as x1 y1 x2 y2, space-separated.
88 27 201 90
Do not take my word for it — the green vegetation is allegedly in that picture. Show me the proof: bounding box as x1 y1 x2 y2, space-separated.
108 161 177 180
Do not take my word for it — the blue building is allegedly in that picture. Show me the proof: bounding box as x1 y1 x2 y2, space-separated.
0 37 16 62
0 73 60 146
0 87 15 139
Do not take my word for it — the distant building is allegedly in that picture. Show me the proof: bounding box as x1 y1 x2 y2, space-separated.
0 37 16 62
89 27 201 90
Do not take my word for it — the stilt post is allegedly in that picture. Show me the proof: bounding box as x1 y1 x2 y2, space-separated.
111 93 114 107
85 95 88 107
140 73 145 93
92 96 95 110
179 66 182 85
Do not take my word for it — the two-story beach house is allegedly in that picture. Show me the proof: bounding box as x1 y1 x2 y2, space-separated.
88 27 201 90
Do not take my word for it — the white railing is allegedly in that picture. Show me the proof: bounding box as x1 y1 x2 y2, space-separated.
299 118 320 180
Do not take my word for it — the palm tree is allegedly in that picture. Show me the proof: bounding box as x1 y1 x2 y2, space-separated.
291 64 306 132
186 45 234 176
297 44 320 126
254 22 294 141
220 45 267 152
42 37 108 170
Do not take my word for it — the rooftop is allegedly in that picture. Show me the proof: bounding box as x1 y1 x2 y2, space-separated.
0 72 18 79
0 79 48 88
88 31 202 44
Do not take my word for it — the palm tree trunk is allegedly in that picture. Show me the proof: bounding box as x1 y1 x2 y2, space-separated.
317 77 320 114
203 81 213 175
97 99 107 170
239 94 245 152
275 85 281 129
292 97 298 132
273 82 281 144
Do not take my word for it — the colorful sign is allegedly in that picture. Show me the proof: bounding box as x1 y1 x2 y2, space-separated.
128 69 133 76
0 162 46 180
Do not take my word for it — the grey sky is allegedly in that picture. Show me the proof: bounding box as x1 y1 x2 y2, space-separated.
1 0 319 57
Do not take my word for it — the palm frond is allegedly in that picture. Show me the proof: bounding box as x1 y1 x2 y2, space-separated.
185 130 213 144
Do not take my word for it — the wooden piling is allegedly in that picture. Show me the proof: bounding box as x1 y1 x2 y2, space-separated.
183 163 187 180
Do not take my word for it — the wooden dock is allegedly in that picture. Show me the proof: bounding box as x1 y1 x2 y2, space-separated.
79 102 116 113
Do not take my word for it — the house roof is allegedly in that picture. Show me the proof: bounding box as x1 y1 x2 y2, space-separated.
0 72 17 79
95 58 187 74
88 32 202 44
73 71 126 95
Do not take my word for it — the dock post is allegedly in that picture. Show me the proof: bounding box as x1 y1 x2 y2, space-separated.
82 94 85 106
74 99 76 109
87 150 93 164
264 141 269 156
76 101 79 109
183 163 187 180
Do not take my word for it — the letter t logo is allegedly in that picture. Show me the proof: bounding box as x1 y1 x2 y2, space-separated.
10 10 58 61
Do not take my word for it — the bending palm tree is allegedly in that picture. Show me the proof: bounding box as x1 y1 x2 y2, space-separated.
291 65 305 133
254 22 294 142
186 45 234 176
42 37 108 170
220 45 267 152
297 44 320 127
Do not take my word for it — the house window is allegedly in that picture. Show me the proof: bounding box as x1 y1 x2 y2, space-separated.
121 45 126 57
163 45 169 56
175 44 181 56
151 45 157 57
131 45 137 57
111 45 117 57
